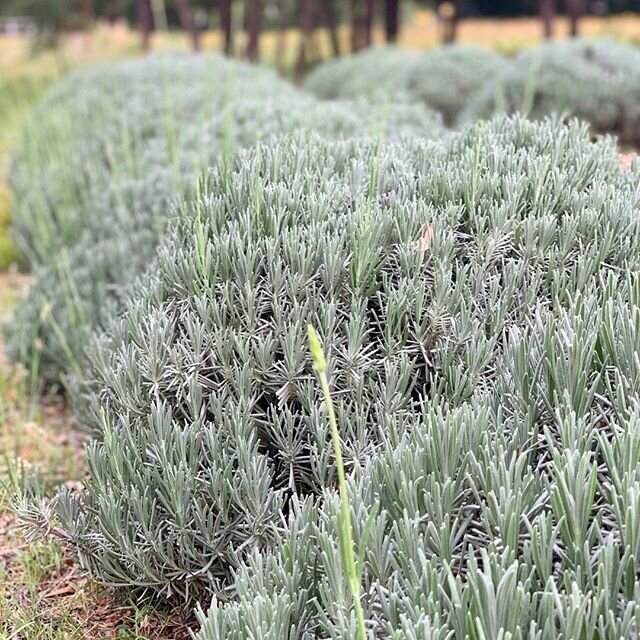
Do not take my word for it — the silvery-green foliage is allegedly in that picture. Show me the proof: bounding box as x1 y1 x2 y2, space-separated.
461 38 640 142
7 53 443 386
303 45 423 101
11 52 442 266
192 121 640 637
304 44 507 126
11 54 242 264
406 44 508 125
51 116 640 614
195 404 640 639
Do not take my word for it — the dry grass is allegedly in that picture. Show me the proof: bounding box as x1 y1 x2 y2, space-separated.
404 11 640 53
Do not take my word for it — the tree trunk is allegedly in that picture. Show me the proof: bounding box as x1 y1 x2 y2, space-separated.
275 0 286 71
220 0 233 55
451 0 463 43
138 0 154 51
296 0 314 78
566 0 584 37
174 0 200 50
319 0 340 57
246 0 262 62
385 0 399 43
351 0 368 52
364 0 374 47
81 1 95 20
151 0 168 31
440 0 461 44
540 0 555 39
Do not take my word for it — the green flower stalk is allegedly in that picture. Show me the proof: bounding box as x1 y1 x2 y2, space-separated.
308 324 367 640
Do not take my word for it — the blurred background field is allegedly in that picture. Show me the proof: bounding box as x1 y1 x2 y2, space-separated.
2 10 640 73
1 4 638 270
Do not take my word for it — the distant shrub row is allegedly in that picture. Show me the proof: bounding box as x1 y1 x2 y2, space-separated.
464 39 640 145
306 39 640 143
7 53 443 386
304 44 507 125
